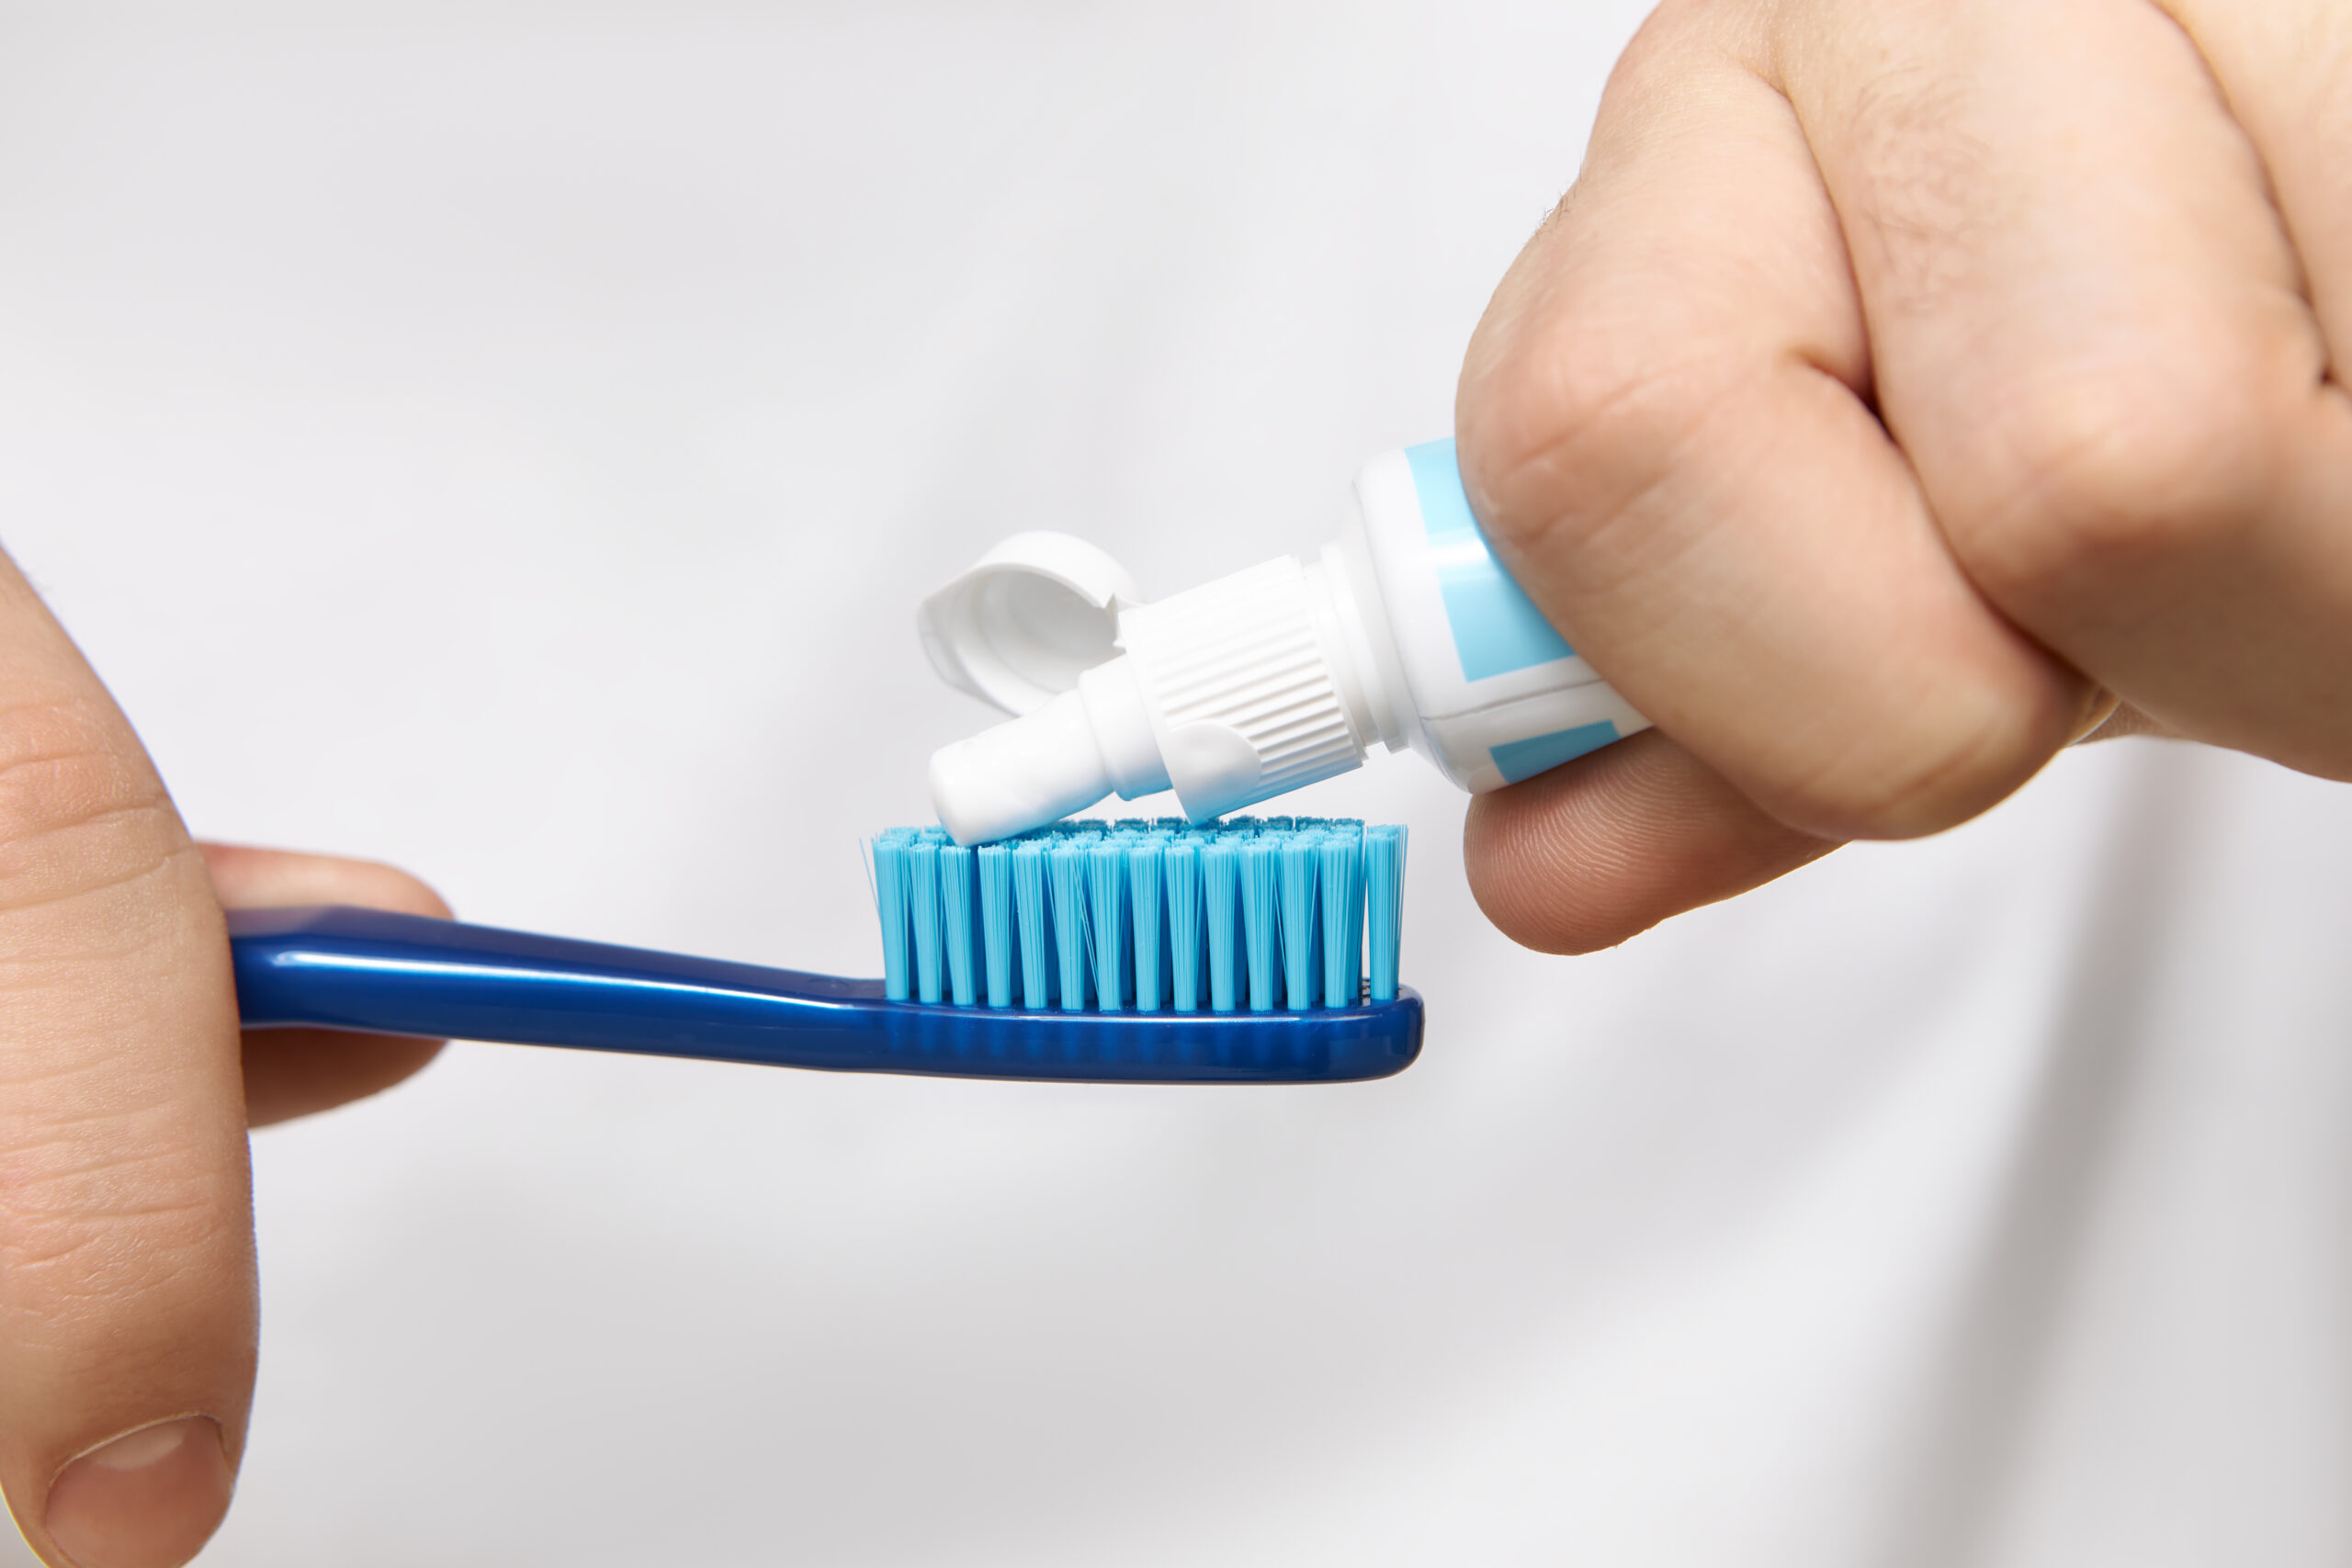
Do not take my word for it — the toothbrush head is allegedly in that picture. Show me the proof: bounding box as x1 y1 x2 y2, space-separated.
866 816 1418 1082
872 818 1407 1013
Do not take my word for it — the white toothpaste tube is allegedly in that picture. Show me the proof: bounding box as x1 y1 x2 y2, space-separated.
920 438 1649 845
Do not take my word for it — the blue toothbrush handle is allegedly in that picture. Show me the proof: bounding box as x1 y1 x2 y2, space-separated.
227 906 1423 1085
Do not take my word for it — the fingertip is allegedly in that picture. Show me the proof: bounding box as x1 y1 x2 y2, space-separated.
241 1032 445 1128
1464 731 1840 954
196 843 452 1122
197 842 450 920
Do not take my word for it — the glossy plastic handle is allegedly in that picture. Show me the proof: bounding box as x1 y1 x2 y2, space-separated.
228 906 1424 1085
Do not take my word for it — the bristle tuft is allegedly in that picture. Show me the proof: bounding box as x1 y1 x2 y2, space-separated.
1086 839 1128 1010
1128 836 1167 1013
1239 839 1280 1014
1366 824 1407 1003
977 844 1014 1009
1164 837 1202 1013
939 843 979 1006
910 836 944 1004
1048 837 1091 1012
1204 838 1240 1013
871 829 915 1001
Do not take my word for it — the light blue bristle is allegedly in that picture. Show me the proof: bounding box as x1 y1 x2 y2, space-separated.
875 816 1403 1013
1279 833 1320 1010
1318 831 1362 1007
1203 839 1241 1013
978 844 1014 1009
1239 838 1282 1013
1012 839 1053 1009
1127 836 1167 1013
1047 837 1091 1012
1366 824 1407 1002
1343 823 1366 995
1086 840 1129 1010
909 836 945 1004
872 829 915 1001
938 845 980 1006
1163 837 1203 1013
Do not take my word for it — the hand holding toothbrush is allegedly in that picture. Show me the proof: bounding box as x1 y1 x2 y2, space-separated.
0 549 446 1568
1457 0 2352 953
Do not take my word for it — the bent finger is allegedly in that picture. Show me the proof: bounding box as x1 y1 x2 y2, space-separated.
1782 0 2352 773
1456 4 2092 847
2160 1 2352 379
198 844 450 1128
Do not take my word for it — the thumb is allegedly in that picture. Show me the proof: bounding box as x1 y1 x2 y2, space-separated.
0 555 252 1568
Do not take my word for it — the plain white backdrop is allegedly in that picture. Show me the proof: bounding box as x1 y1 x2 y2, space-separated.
1 4 2348 1563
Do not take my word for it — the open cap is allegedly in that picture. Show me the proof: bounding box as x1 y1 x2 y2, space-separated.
917 531 1142 716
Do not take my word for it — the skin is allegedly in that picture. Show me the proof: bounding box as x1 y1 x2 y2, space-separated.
1460 0 2352 953
8 2 2350 1562
0 547 445 1568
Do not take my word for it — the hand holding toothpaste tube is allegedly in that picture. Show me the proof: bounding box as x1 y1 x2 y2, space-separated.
1456 0 2345 953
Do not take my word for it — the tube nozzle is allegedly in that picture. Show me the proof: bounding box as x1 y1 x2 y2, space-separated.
928 689 1114 845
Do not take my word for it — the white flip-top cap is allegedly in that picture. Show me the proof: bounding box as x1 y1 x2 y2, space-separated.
917 531 1142 716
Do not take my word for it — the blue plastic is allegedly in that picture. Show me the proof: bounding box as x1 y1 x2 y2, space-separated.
1405 437 1577 681
229 905 1423 1086
1489 720 1622 784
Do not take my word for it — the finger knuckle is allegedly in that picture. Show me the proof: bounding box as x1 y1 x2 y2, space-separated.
0 1131 219 1314
1461 321 1729 569
0 692 180 919
1947 348 2289 604
1758 705 2049 842
1840 67 1990 311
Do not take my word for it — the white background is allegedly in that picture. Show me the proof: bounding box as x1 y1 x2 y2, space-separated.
1 4 2348 1563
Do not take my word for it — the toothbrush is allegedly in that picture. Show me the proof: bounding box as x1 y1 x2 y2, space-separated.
230 818 1419 1086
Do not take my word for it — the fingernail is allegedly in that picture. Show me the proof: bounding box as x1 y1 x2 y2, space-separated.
2068 682 2122 745
44 1416 232 1568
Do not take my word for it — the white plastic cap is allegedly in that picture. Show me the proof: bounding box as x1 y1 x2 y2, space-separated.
929 688 1114 846
925 555 1377 842
916 532 1142 716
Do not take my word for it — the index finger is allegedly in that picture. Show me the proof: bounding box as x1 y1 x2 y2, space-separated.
199 843 451 1128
